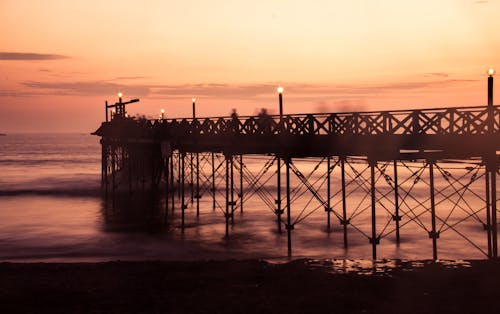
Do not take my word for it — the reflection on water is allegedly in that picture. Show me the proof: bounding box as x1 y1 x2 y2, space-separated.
303 258 472 276
0 133 496 263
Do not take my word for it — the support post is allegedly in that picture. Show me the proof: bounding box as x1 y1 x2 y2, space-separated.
177 153 181 199
394 160 401 243
341 157 348 248
370 159 377 260
327 156 331 231
212 152 216 211
286 157 292 256
277 156 282 233
181 152 186 229
170 154 175 211
190 153 194 203
196 152 200 217
239 155 244 213
230 155 235 224
165 156 169 220
429 161 438 260
486 166 492 258
111 145 116 209
491 164 498 258
225 155 230 237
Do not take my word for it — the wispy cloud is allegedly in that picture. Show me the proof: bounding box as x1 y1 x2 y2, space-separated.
22 81 150 97
114 76 149 80
151 79 476 99
18 77 476 100
0 52 70 61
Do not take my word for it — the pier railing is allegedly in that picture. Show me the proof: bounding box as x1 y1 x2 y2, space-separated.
144 105 499 137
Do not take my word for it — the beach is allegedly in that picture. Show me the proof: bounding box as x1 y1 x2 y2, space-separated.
1 259 499 313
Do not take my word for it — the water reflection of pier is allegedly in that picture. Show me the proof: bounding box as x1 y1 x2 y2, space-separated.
93 91 499 260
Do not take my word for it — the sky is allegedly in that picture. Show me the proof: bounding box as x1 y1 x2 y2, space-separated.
0 0 499 132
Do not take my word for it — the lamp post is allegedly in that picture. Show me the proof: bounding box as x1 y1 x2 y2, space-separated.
160 108 165 120
488 68 495 107
192 98 196 119
277 86 284 118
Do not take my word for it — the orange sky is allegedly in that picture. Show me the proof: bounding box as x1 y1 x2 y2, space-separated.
0 0 499 132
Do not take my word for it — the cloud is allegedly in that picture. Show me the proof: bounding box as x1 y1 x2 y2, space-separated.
0 52 70 60
114 76 149 80
150 79 476 100
22 81 150 97
424 72 449 78
18 77 475 100
475 1 488 4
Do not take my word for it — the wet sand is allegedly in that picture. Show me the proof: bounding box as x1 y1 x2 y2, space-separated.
1 259 499 313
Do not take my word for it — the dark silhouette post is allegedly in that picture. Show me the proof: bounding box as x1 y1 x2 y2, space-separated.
276 86 284 233
191 98 196 205
212 152 216 211
285 157 292 256
225 155 230 237
394 160 401 243
488 69 494 107
326 156 331 231
170 155 175 211
239 155 243 213
341 157 348 247
230 156 235 224
181 152 186 229
487 69 497 258
486 171 492 258
429 160 438 260
369 159 377 259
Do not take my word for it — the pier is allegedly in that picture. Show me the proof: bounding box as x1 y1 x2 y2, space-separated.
93 80 499 260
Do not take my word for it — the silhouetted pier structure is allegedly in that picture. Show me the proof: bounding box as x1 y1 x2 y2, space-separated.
93 86 499 260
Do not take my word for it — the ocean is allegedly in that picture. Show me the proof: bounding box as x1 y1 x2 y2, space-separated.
0 133 493 262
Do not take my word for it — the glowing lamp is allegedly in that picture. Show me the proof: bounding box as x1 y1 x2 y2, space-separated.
192 98 196 103
118 92 123 98
277 86 284 94
488 68 495 77
160 109 165 114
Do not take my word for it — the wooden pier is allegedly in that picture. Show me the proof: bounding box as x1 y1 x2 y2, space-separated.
93 89 499 260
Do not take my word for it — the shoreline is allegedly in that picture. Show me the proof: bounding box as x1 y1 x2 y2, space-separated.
1 258 499 313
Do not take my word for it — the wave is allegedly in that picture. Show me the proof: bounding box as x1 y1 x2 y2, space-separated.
0 187 101 197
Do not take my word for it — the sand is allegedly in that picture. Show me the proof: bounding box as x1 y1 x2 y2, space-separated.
1 259 499 313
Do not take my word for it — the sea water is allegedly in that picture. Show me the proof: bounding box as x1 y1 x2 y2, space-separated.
0 133 494 262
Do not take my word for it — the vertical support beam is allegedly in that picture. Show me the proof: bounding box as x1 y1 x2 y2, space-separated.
394 160 401 243
230 155 235 224
128 148 132 196
111 144 116 209
170 154 175 211
181 152 186 229
225 155 230 237
239 155 244 213
370 159 377 260
190 153 194 203
212 152 216 211
196 152 200 217
104 143 109 198
429 161 438 260
165 156 169 220
327 156 331 231
491 164 498 258
177 152 181 199
341 157 348 248
286 157 292 256
101 141 107 186
277 156 282 233
485 166 492 258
